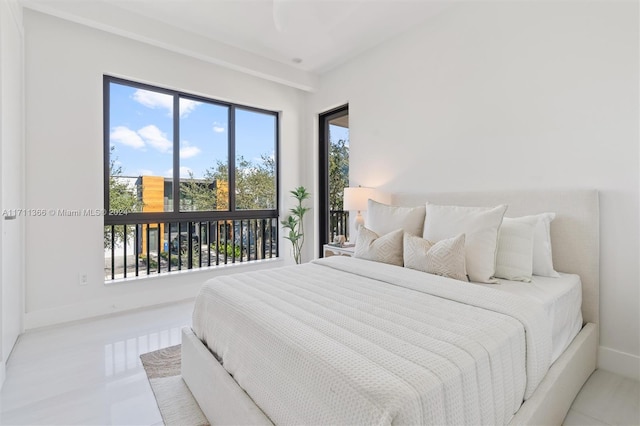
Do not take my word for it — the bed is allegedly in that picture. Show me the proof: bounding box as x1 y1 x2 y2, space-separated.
181 189 599 425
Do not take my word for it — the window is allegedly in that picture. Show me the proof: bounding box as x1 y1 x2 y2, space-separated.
104 76 279 281
318 105 349 254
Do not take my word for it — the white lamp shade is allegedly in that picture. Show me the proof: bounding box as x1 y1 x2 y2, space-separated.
343 187 378 212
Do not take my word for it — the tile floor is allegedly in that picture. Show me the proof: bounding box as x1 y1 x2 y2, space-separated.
0 301 193 425
0 301 638 425
563 369 639 426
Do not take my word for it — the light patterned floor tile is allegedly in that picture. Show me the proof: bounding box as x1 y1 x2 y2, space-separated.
568 369 640 426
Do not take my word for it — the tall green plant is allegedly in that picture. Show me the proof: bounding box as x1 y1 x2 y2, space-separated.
281 186 310 264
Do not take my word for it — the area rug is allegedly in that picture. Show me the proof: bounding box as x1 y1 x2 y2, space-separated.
140 345 210 426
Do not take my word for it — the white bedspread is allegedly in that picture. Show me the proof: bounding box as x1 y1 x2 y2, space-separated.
479 273 583 363
192 256 553 425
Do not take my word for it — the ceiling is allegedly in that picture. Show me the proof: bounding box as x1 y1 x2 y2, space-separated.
21 0 451 90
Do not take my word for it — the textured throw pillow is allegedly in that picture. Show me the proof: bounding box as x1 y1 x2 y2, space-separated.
404 233 468 282
505 213 560 278
366 199 426 236
354 227 403 266
423 203 508 283
495 218 535 282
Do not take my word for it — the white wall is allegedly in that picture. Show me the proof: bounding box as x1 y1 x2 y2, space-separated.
0 0 25 389
23 10 307 329
308 1 639 380
21 0 318 91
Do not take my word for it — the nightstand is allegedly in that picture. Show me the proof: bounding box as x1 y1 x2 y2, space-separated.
323 244 355 258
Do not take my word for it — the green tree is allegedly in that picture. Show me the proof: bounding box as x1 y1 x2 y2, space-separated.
178 155 276 261
235 154 276 210
329 138 349 210
179 154 275 211
179 169 221 211
104 147 141 249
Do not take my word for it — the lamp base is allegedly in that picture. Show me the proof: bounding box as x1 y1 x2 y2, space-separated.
354 212 364 231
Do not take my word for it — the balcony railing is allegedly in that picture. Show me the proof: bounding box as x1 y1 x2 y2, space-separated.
105 215 278 281
329 210 350 242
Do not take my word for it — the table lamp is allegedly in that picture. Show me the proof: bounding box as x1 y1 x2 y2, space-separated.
343 186 378 231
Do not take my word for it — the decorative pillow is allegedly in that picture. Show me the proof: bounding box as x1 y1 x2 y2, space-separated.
366 199 426 237
495 218 535 282
354 227 403 266
505 213 560 278
404 233 468 282
423 203 508 283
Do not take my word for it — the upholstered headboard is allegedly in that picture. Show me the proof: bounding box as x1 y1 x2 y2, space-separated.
392 190 600 324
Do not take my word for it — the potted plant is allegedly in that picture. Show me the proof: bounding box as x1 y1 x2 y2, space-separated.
281 186 310 264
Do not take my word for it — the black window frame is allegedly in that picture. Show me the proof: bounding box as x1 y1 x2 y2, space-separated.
318 104 348 255
103 75 280 226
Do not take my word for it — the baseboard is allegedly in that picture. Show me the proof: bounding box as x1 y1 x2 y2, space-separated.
25 258 284 330
598 345 640 381
24 282 201 330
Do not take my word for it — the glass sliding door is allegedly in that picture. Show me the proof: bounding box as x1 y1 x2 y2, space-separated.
318 105 349 255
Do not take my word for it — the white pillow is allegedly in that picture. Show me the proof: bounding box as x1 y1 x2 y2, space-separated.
366 199 426 236
423 203 507 283
354 227 403 266
495 218 535 282
404 233 468 282
505 213 560 278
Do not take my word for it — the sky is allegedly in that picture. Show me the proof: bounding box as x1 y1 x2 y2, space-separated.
109 81 276 180
330 124 349 146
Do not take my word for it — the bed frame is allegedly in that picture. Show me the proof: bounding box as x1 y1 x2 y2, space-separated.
182 189 599 425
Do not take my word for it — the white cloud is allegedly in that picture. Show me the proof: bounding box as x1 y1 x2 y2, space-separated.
165 167 193 179
109 125 175 154
180 141 201 159
212 121 225 133
133 89 201 118
137 169 154 176
138 125 172 153
110 126 145 149
180 99 200 118
133 89 172 112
